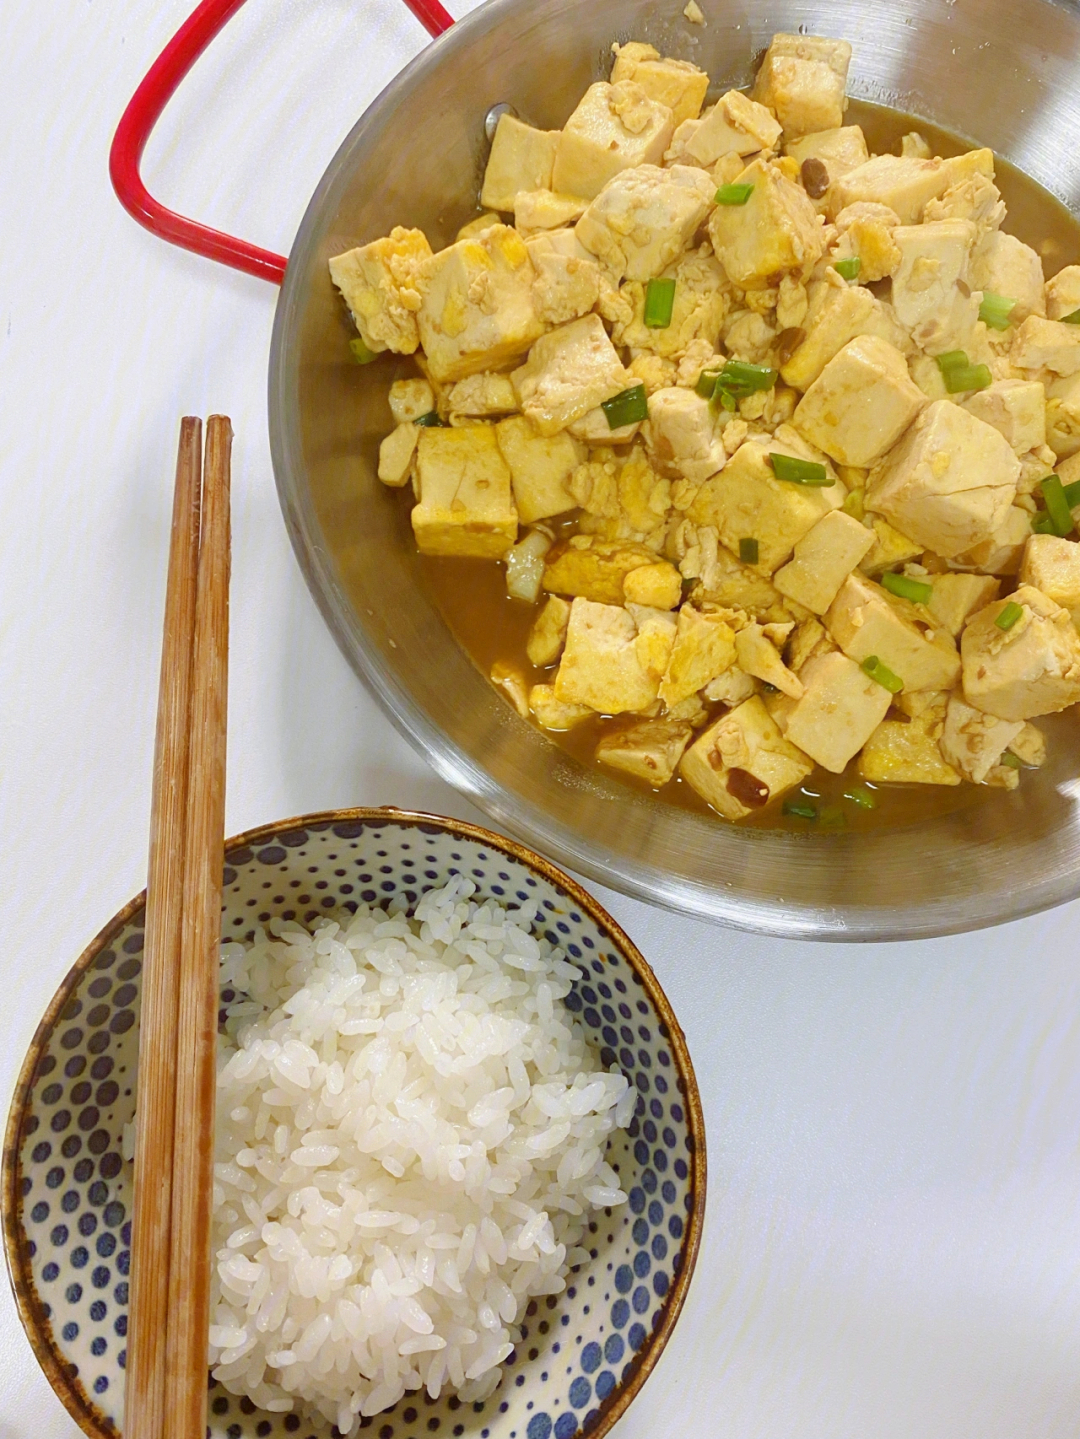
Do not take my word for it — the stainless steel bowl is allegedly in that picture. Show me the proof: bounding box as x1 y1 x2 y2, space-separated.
269 0 1080 941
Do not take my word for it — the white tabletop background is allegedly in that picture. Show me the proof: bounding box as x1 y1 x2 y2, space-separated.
5 1 1080 1435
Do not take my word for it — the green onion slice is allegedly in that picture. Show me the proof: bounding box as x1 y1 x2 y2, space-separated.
718 389 738 412
643 277 677 329
769 452 833 486
414 410 446 427
782 799 818 819
1061 307 1080 324
843 785 878 810
995 600 1024 631
833 257 862 281
861 655 904 693
979 291 1017 331
943 362 993 394
1041 473 1075 536
1000 751 1023 769
349 336 380 364
881 571 933 605
695 370 721 399
601 384 649 429
1031 511 1057 535
715 183 754 205
936 350 970 374
819 805 847 830
720 360 777 392
1064 477 1080 509
739 537 760 565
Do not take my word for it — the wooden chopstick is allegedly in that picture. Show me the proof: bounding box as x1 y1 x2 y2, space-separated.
165 415 233 1439
126 418 203 1439
126 415 232 1439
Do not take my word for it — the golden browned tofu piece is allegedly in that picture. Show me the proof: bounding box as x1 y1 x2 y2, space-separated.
543 539 659 606
780 281 909 392
679 696 813 819
328 227 433 355
961 585 1080 721
596 718 694 786
610 42 710 127
659 605 738 708
773 510 876 614
826 572 962 692
708 158 826 290
792 335 927 468
552 81 675 201
529 684 593 730
924 573 1000 637
416 225 546 383
623 561 682 609
939 694 1023 782
555 598 676 713
858 702 962 785
495 416 584 524
751 33 852 139
1020 534 1080 626
411 425 518 558
781 651 892 772
527 595 572 667
511 314 630 437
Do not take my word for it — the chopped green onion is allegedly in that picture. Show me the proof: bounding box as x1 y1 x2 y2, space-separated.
1000 751 1022 769
1040 473 1075 536
1064 477 1080 508
717 389 738 412
643 277 677 329
601 384 648 429
349 336 379 364
833 256 862 281
695 370 721 399
936 350 970 374
935 349 993 393
1031 511 1057 535
739 537 760 565
414 410 446 427
715 183 754 205
768 452 833 486
819 805 847 830
1062 307 1080 324
720 360 777 392
882 571 933 605
979 291 1017 331
844 785 878 810
995 600 1024 631
783 799 818 819
861 655 904 693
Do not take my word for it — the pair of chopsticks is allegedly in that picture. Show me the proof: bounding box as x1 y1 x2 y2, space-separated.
126 416 232 1439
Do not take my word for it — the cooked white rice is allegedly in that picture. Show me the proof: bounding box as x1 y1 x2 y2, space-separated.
208 877 632 1435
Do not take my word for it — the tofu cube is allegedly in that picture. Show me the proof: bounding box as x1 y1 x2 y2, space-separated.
1011 721 1047 767
575 165 716 283
890 220 980 356
858 700 962 785
596 718 693 786
456 212 503 241
609 42 710 127
543 539 659 606
511 314 629 436
689 436 842 574
866 400 1021 558
328 227 433 354
416 225 546 383
447 373 519 417
1012 315 1080 377
645 387 726 484
552 82 675 202
378 422 419 487
1045 265 1080 322
659 605 738 707
528 683 593 730
685 90 783 166
527 595 572 666
708 158 825 290
735 623 805 699
832 200 903 280
858 516 923 576
524 232 601 326
792 335 928 467
411 425 518 557
925 572 1000 637
679 695 814 818
514 191 589 232
555 598 676 713
961 584 1080 720
623 561 683 609
780 281 909 391
784 127 870 216
782 651 892 772
939 694 1024 782
971 230 1046 323
389 377 436 424
480 115 559 213
494 415 583 523
751 33 852 139
774 509 876 613
613 247 727 359
1045 372 1080 460
833 155 951 225
953 504 1032 575
825 572 962 692
1020 534 1080 630
962 379 1046 455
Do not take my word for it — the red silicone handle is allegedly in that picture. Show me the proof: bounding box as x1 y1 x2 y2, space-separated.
109 0 455 285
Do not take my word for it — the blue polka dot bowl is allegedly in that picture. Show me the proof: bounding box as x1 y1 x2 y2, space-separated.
3 808 705 1439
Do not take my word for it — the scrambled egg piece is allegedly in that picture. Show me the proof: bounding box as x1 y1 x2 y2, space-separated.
329 227 432 354
659 605 738 707
858 699 961 785
543 538 660 606
614 246 728 359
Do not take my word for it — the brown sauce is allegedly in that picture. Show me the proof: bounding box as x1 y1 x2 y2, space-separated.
416 100 1080 833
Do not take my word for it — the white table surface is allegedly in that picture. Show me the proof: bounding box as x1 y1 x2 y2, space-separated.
5 2 1080 1435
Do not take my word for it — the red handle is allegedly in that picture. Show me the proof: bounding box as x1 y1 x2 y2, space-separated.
109 0 455 286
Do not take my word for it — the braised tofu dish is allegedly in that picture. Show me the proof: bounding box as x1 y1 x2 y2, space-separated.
330 32 1080 827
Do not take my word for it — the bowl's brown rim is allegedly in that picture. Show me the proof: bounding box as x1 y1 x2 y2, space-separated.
3 805 707 1439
